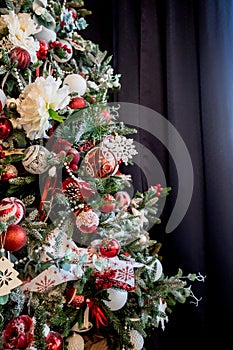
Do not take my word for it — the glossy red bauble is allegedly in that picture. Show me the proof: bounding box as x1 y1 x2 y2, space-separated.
69 96 86 109
9 47 31 69
0 117 13 139
45 331 63 350
3 224 27 252
66 147 80 170
99 238 120 258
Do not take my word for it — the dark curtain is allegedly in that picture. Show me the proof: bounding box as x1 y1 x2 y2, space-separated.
84 0 233 349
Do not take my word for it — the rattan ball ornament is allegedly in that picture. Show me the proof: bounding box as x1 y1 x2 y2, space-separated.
22 145 50 174
103 288 128 311
129 330 144 350
66 333 84 350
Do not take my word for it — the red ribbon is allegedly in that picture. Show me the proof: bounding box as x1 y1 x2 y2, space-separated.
88 299 108 328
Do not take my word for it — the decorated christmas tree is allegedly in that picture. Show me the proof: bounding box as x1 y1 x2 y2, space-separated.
0 1 205 349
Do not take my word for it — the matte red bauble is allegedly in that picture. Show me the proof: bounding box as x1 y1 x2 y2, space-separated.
99 194 116 214
3 224 27 252
45 331 63 350
99 238 120 258
69 96 86 109
10 47 31 69
0 117 13 139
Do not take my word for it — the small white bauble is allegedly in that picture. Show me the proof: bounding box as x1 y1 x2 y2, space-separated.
53 40 73 63
35 25 57 42
63 74 87 96
22 145 50 174
66 333 84 350
103 288 128 311
129 330 144 350
0 89 6 112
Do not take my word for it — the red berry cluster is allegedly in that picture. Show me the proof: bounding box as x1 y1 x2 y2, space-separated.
94 270 136 291
151 183 163 197
50 41 72 55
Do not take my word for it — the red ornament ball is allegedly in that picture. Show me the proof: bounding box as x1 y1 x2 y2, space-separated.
0 117 13 139
37 39 49 60
3 224 27 252
99 238 121 258
10 47 31 69
45 331 63 350
0 164 18 181
99 194 116 214
0 197 26 224
76 209 99 233
83 146 117 179
69 96 86 109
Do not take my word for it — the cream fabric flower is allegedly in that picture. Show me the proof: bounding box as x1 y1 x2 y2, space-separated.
17 76 70 140
3 11 41 63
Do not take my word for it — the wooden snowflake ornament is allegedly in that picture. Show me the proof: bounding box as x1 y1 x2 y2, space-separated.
0 256 22 296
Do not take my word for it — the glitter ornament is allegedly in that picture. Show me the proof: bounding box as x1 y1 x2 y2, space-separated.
22 145 50 174
129 330 144 350
63 74 87 96
45 331 63 350
66 333 84 350
83 146 117 179
3 315 34 349
0 89 7 112
9 47 31 69
99 238 120 258
0 164 18 181
99 194 116 213
2 224 27 252
0 197 26 224
69 96 86 109
76 209 99 233
65 286 85 308
103 288 128 311
114 191 131 210
0 117 13 139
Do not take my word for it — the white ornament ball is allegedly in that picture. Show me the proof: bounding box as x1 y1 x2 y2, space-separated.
22 145 50 174
129 330 144 350
54 40 73 63
0 89 7 112
114 191 131 210
103 288 128 311
63 74 87 96
66 333 84 350
0 197 26 224
35 25 57 42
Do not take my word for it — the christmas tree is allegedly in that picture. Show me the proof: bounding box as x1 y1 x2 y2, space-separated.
0 1 205 349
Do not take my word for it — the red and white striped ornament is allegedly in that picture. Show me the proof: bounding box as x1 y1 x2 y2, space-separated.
114 191 131 210
0 197 26 224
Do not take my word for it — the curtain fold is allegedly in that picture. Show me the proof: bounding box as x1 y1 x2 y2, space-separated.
84 0 233 347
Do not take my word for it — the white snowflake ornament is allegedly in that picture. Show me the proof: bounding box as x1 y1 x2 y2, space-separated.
102 135 138 165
